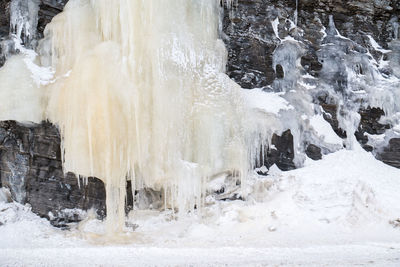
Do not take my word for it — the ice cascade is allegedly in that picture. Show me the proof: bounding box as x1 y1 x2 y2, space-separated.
37 0 252 234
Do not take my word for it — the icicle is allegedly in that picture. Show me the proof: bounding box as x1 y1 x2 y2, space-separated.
393 21 399 40
294 0 298 28
327 15 339 36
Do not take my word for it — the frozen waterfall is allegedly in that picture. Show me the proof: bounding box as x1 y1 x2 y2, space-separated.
0 0 400 237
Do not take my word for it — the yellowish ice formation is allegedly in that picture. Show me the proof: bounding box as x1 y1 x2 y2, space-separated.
39 0 247 234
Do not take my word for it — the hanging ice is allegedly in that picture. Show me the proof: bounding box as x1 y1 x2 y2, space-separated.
39 0 248 234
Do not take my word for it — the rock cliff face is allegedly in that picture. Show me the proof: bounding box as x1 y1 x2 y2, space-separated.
0 0 399 222
0 0 68 65
223 0 399 88
0 0 10 38
222 0 400 167
37 0 69 39
0 121 105 226
377 138 400 168
0 0 68 38
0 0 11 66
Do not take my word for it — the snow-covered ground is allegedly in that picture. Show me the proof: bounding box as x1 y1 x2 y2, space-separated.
1 148 400 266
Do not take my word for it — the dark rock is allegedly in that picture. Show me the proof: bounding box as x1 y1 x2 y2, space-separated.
222 0 280 88
359 107 390 135
355 107 391 148
301 49 323 77
0 0 11 66
37 0 69 39
0 121 106 226
262 129 296 171
322 103 347 138
0 152 29 203
222 0 400 169
306 144 322 160
223 0 400 89
0 0 11 38
316 103 400 168
376 138 400 169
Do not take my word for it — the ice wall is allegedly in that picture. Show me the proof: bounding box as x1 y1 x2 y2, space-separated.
39 0 250 234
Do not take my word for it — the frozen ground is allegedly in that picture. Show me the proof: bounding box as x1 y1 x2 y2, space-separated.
1 148 400 266
1 244 399 266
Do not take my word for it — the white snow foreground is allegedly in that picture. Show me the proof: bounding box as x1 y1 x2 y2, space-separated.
1 148 400 266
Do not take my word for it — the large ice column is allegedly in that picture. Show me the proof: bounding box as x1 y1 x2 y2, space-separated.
41 0 247 233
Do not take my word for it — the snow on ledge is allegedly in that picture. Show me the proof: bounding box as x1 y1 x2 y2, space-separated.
242 88 293 115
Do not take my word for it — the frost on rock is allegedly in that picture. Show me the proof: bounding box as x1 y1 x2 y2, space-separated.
10 0 41 47
264 12 400 159
1 0 41 62
316 15 400 151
